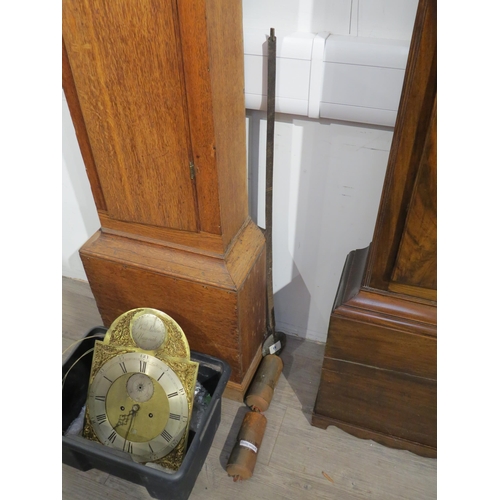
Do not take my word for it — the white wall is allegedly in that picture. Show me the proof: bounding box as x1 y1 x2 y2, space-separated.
62 0 418 343
247 113 393 341
242 0 418 38
244 0 418 341
62 92 100 281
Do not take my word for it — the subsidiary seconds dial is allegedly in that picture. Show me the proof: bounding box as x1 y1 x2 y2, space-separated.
87 352 189 462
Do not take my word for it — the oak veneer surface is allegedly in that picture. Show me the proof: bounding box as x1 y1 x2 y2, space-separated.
63 0 248 248
62 39 106 211
63 0 198 231
62 277 437 500
173 0 248 244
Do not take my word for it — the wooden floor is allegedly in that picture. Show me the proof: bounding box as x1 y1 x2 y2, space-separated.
62 277 437 499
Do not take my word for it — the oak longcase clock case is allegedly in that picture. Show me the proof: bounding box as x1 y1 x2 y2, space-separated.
63 0 266 401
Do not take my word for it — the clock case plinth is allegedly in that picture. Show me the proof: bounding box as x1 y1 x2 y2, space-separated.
79 220 266 401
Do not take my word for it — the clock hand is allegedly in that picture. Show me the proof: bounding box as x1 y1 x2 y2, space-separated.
123 404 140 451
111 403 142 432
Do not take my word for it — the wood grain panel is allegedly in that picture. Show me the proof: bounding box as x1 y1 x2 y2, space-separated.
238 246 266 374
391 96 437 293
204 0 248 248
314 360 436 448
63 0 198 230
366 0 436 290
80 252 244 381
389 283 436 301
98 214 225 255
85 218 265 287
334 304 436 337
347 289 436 327
332 248 436 330
174 0 248 246
62 39 106 211
324 316 436 379
175 0 222 235
80 231 235 290
226 218 266 287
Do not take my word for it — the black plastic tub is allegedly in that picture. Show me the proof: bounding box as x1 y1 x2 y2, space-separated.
62 327 231 500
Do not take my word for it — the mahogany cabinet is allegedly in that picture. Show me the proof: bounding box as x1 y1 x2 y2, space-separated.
62 0 266 400
312 0 437 457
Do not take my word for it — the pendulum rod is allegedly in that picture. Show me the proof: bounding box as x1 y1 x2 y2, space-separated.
264 27 277 338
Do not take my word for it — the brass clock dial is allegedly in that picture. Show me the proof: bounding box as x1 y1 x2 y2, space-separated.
84 308 198 470
87 351 189 463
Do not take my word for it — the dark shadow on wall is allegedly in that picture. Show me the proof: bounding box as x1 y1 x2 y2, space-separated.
274 264 311 337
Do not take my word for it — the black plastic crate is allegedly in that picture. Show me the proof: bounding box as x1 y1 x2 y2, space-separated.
62 327 231 500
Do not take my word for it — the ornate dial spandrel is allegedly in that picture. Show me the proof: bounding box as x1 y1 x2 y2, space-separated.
104 308 190 359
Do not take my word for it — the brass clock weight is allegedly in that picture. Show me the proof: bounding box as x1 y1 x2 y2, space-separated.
82 308 198 471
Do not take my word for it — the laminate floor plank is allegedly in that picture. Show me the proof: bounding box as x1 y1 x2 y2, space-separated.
272 338 324 414
62 277 437 499
62 277 103 340
62 465 115 499
270 406 436 500
62 276 97 299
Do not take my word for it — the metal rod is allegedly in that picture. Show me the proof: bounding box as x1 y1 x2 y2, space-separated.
264 28 277 338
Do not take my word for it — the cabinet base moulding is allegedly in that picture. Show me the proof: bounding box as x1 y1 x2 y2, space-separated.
310 412 437 459
311 247 436 458
80 219 266 402
223 346 262 402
